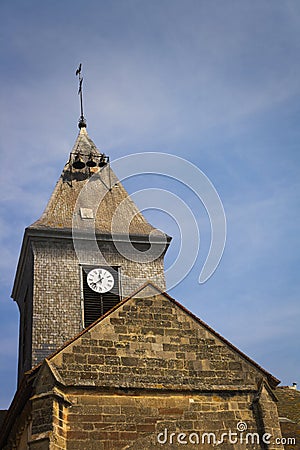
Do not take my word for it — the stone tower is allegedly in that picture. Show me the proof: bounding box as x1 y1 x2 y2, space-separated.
12 125 170 383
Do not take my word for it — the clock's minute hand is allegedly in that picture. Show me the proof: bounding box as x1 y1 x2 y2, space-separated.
97 274 104 284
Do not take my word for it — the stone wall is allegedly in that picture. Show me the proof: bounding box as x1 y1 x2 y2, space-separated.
64 391 262 450
2 289 284 450
50 293 265 390
5 387 283 450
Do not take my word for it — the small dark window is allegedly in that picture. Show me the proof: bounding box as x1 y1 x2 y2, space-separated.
82 266 120 327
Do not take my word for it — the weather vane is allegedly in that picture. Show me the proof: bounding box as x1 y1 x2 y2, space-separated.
76 63 87 129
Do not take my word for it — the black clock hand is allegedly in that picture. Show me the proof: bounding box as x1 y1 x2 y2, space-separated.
96 273 104 283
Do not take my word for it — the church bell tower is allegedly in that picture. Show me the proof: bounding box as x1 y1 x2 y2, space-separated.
12 116 170 384
2 67 286 450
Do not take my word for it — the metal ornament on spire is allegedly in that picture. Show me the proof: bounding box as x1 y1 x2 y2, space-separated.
76 63 87 129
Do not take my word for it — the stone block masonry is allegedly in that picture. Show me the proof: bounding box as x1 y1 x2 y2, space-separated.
64 391 263 450
2 288 284 449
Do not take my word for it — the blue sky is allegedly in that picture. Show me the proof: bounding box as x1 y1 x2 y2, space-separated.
0 0 299 408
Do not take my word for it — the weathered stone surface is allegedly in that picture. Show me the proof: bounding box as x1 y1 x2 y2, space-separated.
65 391 259 449
50 290 274 391
276 386 300 450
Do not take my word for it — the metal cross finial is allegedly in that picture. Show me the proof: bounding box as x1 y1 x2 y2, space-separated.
76 63 87 129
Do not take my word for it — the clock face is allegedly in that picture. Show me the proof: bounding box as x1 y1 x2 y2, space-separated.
87 268 115 293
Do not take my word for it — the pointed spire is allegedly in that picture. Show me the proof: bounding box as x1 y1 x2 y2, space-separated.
29 128 163 237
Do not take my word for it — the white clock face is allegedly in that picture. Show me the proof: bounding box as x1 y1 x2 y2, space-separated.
87 268 115 293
